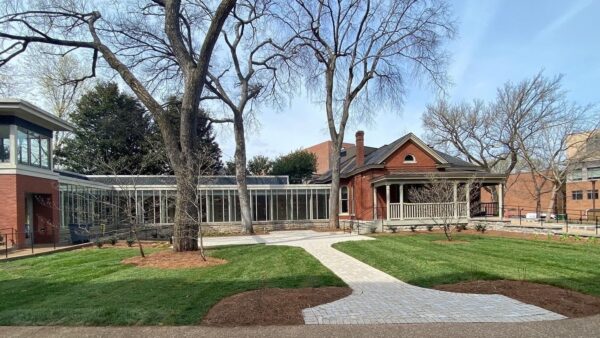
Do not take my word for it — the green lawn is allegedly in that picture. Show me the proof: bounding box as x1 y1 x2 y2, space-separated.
0 245 345 325
334 234 600 296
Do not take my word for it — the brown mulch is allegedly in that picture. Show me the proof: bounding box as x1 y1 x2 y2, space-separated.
201 287 352 326
122 250 227 269
112 240 170 249
434 280 600 318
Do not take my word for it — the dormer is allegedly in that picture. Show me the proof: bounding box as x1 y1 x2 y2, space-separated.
0 99 73 174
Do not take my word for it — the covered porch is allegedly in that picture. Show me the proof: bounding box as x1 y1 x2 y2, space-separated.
371 173 506 225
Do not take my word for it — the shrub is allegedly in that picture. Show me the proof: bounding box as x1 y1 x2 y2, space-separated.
368 225 377 234
409 225 418 232
475 223 487 233
455 224 467 232
94 238 104 248
386 225 398 233
109 236 118 246
426 225 434 232
126 238 135 247
590 236 598 244
574 235 581 241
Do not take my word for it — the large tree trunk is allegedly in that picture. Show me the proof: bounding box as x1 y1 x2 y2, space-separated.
233 113 253 234
328 142 341 228
172 166 199 251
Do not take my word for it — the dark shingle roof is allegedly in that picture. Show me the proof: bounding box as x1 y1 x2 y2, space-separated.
57 172 289 186
312 133 482 183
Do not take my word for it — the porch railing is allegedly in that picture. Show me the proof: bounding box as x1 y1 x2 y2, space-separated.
389 202 468 220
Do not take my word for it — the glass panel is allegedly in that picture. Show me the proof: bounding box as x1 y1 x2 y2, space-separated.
17 128 27 164
340 186 349 213
570 169 582 181
29 132 40 166
40 137 50 168
588 167 600 180
296 189 308 220
0 125 9 163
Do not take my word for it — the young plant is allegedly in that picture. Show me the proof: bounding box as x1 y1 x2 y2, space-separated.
109 236 118 246
126 238 135 247
410 225 418 232
94 238 104 248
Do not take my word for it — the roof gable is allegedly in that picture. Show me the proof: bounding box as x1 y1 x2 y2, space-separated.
367 133 448 165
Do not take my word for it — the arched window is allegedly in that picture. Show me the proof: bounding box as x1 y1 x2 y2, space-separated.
404 154 416 163
340 186 349 214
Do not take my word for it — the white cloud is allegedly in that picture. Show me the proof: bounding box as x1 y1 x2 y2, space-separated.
536 0 593 39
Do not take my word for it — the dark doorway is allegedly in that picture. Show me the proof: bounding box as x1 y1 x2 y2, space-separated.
32 194 55 244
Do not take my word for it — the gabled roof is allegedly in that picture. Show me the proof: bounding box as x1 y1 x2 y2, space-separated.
312 132 481 183
0 99 74 131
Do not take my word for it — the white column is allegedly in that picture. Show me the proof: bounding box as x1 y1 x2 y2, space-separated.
453 182 458 219
373 186 377 219
465 183 471 219
386 184 391 221
399 184 404 220
498 183 504 219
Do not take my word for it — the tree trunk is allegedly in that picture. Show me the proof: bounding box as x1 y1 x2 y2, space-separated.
233 113 253 234
172 167 199 251
329 142 341 228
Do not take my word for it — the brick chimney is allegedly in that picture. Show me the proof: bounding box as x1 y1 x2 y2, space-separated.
355 130 365 167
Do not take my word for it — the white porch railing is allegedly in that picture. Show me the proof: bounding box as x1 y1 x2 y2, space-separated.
389 202 468 220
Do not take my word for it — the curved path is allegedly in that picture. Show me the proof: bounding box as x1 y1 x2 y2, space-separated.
203 231 565 324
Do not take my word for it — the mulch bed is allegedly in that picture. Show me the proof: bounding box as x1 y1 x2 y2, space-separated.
201 287 352 326
122 250 227 269
434 280 600 318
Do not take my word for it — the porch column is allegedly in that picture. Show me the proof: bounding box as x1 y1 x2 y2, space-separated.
453 182 458 219
399 184 404 220
373 186 377 220
465 183 471 219
498 183 504 219
386 184 391 221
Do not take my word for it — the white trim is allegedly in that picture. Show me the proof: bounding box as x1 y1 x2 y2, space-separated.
403 154 417 164
0 99 73 131
339 185 350 215
379 133 448 165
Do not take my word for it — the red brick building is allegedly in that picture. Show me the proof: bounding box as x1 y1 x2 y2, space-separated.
312 131 506 225
304 140 357 174
0 99 72 247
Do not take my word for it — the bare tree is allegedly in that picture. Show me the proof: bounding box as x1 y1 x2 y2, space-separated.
423 72 567 176
204 0 299 233
281 0 455 227
0 0 236 251
408 175 474 241
517 104 597 215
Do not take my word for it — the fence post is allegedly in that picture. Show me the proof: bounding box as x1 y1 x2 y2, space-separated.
53 226 56 250
30 227 34 254
596 216 598 236
566 213 569 233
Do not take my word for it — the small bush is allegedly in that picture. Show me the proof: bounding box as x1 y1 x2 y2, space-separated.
386 225 398 233
109 236 118 246
574 235 581 241
94 238 104 248
126 238 135 247
475 223 487 233
455 224 467 232
590 236 598 244
368 225 377 234
426 225 434 232
409 225 418 232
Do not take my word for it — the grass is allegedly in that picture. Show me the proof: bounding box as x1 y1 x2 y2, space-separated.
334 233 600 296
0 245 345 326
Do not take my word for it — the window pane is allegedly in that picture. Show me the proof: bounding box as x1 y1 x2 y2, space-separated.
588 167 600 180
570 169 582 181
17 128 28 164
0 125 9 163
29 132 40 166
40 137 50 168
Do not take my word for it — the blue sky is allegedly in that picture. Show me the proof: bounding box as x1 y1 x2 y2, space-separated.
221 0 600 161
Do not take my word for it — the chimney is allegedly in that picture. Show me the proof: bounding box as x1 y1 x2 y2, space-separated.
355 130 365 167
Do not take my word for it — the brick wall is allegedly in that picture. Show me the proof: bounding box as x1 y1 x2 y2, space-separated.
0 175 18 245
566 181 600 214
305 141 354 174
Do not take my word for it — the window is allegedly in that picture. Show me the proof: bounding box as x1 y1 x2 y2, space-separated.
0 125 9 163
570 169 583 181
588 190 598 200
588 167 600 180
404 154 416 163
572 190 583 200
17 127 51 169
340 186 349 214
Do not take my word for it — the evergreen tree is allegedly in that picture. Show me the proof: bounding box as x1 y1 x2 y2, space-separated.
148 96 223 175
57 82 151 174
271 150 317 184
248 155 272 176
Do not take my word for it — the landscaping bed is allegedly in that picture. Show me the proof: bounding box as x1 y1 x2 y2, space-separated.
202 287 352 326
435 280 600 318
122 251 227 269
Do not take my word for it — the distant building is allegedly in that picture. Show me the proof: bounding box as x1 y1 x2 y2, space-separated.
304 140 356 174
565 131 600 217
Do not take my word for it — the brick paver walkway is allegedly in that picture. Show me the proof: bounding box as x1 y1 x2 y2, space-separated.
203 231 565 324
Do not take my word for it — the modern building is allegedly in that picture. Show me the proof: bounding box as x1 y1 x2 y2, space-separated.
565 131 600 218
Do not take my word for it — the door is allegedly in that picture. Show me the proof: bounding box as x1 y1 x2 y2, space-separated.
32 194 54 244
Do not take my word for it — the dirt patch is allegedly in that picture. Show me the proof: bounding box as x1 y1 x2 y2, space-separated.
202 287 352 326
111 240 171 249
434 280 600 318
122 250 227 269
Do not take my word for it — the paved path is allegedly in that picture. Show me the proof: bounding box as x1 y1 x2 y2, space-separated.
203 231 565 324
